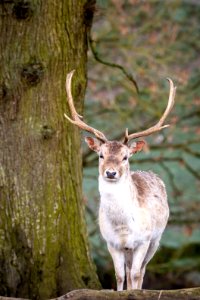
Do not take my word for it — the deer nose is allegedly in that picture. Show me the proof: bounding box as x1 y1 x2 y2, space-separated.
106 171 117 179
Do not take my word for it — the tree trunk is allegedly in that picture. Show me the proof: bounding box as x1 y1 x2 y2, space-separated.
0 1 100 299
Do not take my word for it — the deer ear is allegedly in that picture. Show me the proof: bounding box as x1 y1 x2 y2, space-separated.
85 137 102 152
129 140 146 155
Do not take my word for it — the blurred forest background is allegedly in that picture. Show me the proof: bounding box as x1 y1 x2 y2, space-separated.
83 0 200 290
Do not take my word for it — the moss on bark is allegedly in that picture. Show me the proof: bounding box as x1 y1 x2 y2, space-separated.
0 1 100 299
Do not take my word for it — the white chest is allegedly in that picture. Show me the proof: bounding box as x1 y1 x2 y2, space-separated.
99 177 133 222
98 176 151 249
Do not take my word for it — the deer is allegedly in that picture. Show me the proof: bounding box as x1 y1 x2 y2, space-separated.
64 70 176 291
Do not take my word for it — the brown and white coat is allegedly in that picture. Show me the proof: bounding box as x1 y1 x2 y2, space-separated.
86 139 169 290
64 70 176 290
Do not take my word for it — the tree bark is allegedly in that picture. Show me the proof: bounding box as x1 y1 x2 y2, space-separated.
1 288 200 300
0 1 100 299
57 288 200 300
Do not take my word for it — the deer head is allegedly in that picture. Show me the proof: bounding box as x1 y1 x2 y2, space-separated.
64 70 176 182
84 138 145 182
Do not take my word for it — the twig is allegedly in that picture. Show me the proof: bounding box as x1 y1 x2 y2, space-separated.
160 162 181 199
184 160 200 179
89 36 139 94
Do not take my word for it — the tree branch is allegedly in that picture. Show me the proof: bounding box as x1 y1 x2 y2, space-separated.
160 162 182 198
2 287 200 299
57 287 200 300
83 154 200 180
89 36 139 94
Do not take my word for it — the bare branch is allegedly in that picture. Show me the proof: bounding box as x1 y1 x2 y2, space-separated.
160 162 182 199
83 154 200 180
89 36 139 94
54 287 200 300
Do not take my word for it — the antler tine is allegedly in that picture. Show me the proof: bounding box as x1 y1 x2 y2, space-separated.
64 70 108 143
123 78 176 143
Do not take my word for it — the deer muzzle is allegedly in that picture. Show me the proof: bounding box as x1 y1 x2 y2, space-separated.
104 169 119 181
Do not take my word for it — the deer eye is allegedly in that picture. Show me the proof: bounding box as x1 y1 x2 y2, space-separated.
123 155 128 161
99 153 104 159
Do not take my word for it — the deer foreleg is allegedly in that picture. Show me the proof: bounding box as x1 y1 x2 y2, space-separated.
137 238 161 289
130 241 150 289
107 244 125 291
124 248 133 290
137 266 146 289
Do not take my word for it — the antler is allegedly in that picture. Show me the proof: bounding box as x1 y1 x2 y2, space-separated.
64 70 108 143
123 78 176 143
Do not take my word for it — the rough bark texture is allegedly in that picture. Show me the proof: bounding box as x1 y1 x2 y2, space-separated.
1 288 200 300
0 1 100 299
61 288 200 300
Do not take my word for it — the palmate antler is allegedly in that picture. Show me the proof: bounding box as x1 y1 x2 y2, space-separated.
64 70 176 144
64 70 108 143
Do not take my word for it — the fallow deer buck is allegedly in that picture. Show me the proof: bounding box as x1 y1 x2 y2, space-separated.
64 70 176 291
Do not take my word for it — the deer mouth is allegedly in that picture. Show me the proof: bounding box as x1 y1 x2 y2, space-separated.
104 172 119 182
106 175 116 180
105 177 118 182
